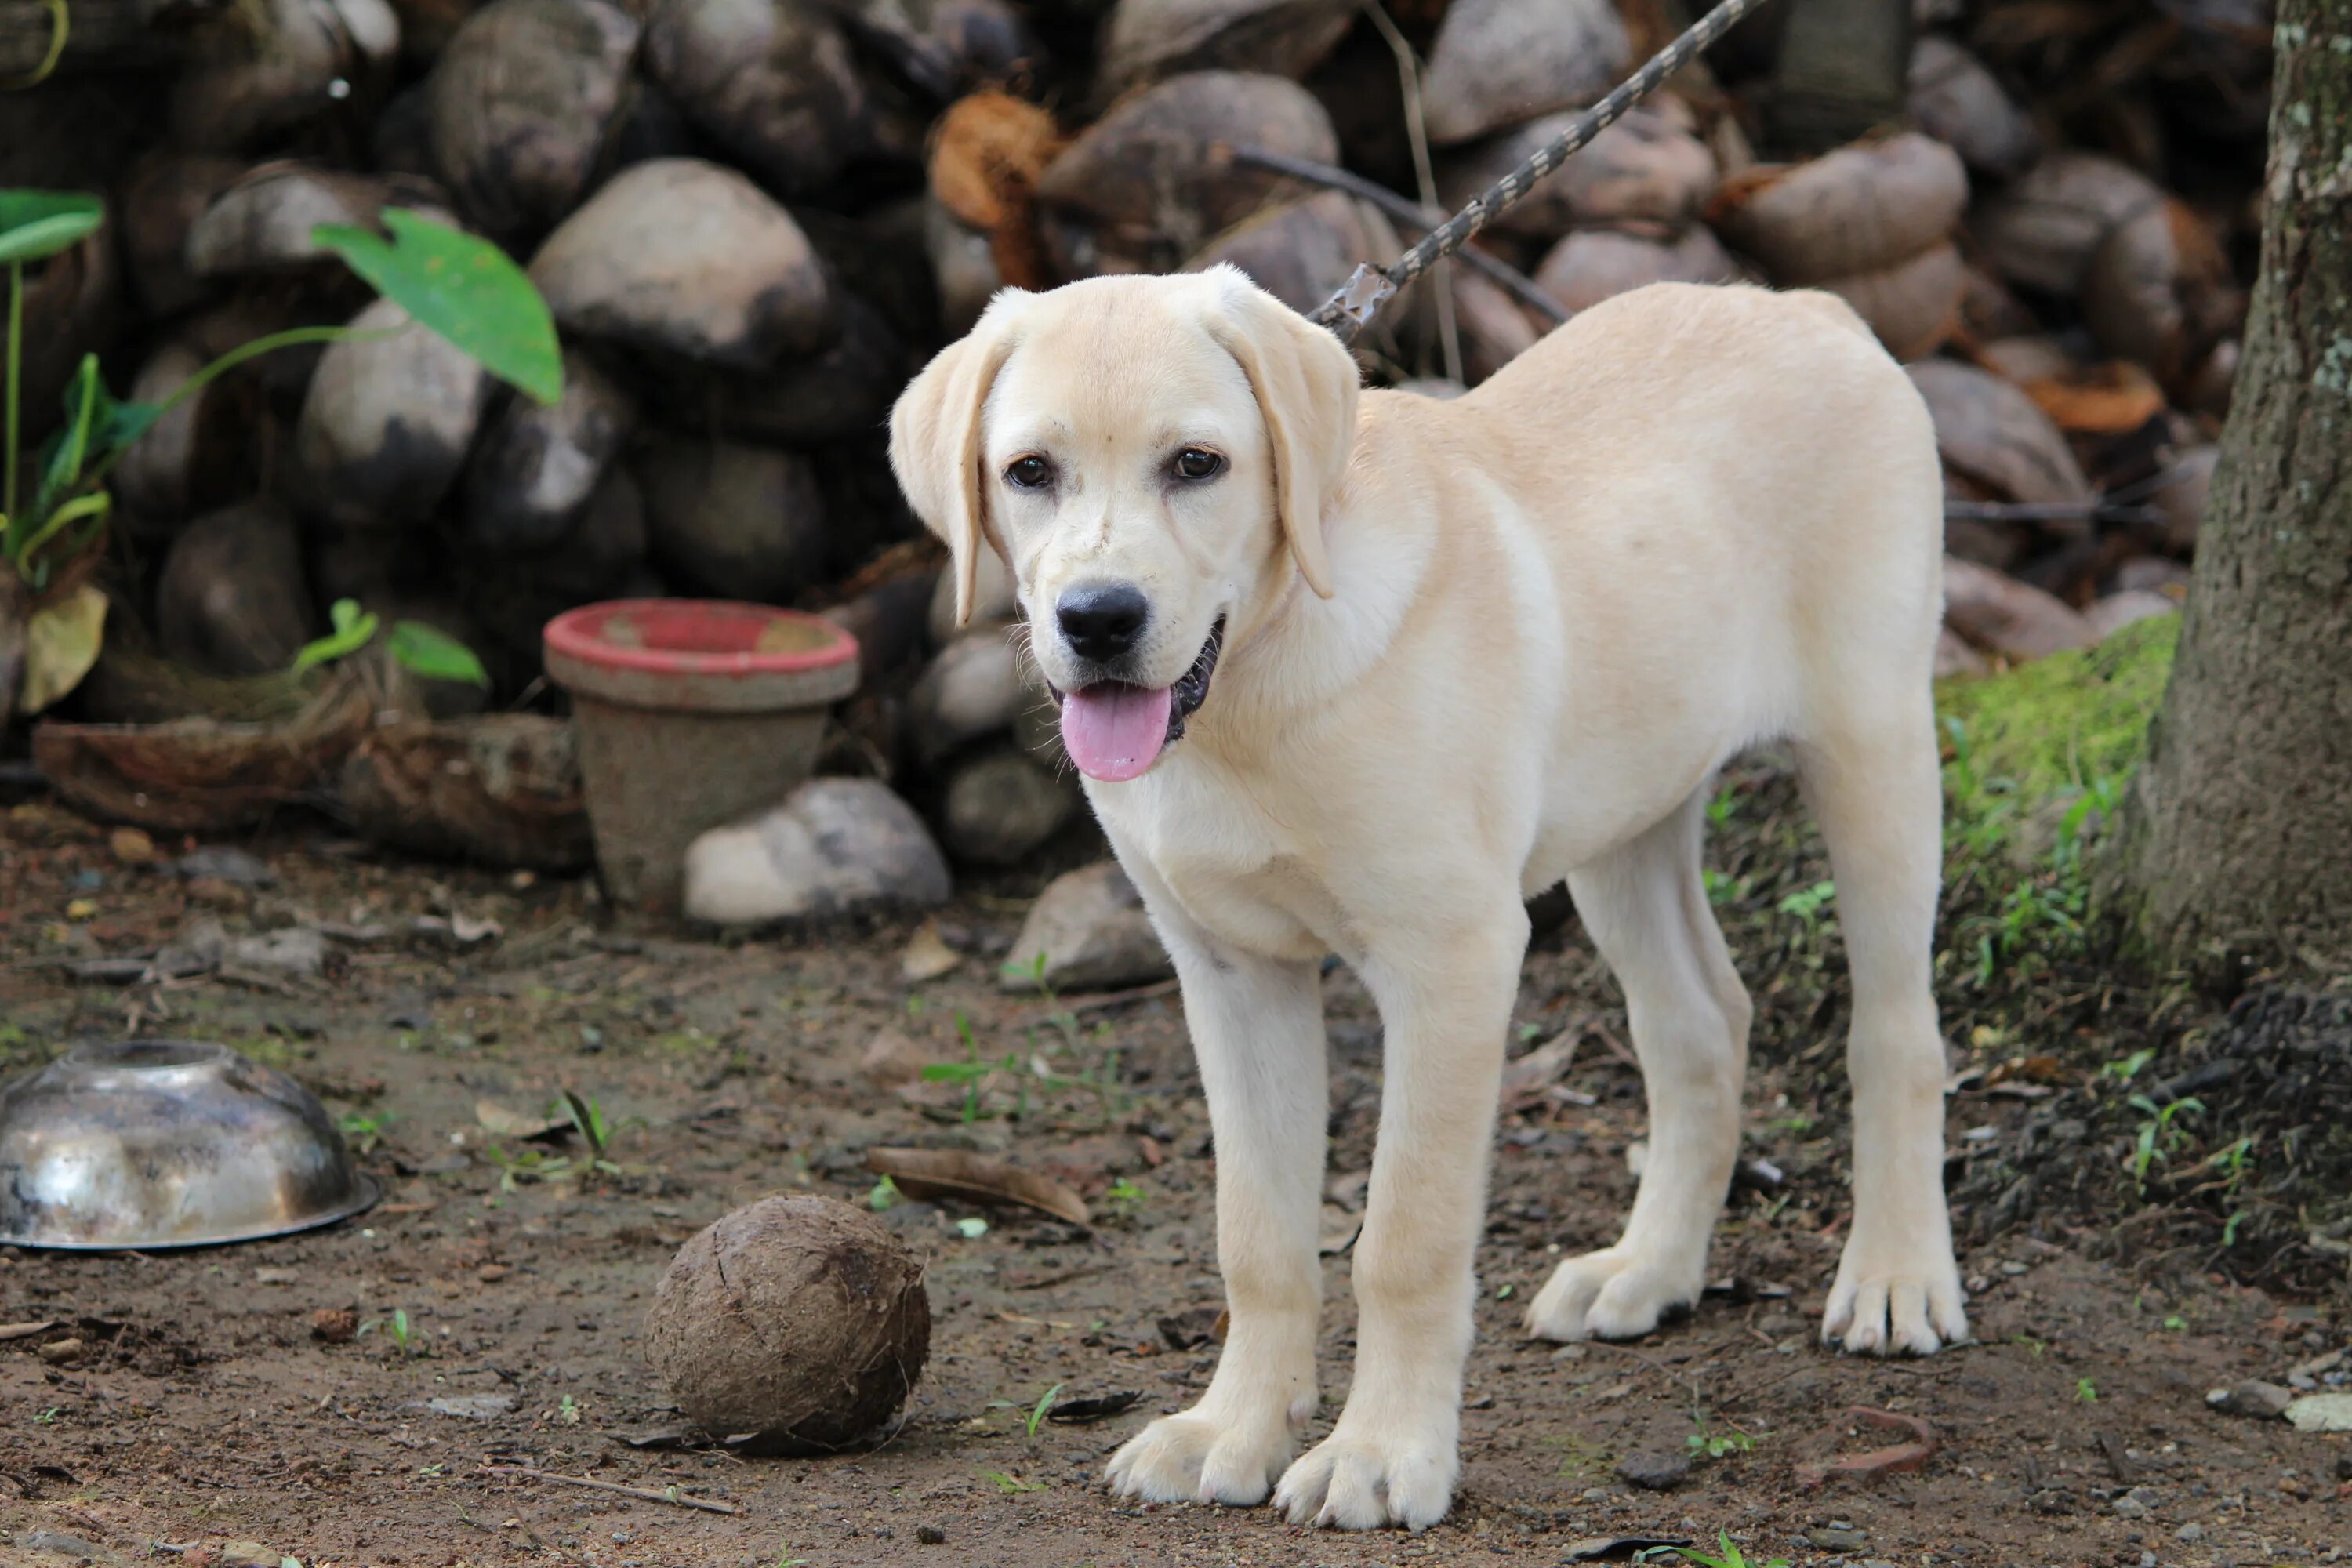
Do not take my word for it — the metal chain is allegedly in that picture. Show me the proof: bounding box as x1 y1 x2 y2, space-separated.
1310 0 1780 342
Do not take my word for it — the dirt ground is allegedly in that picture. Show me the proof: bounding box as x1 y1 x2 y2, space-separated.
2 793 2347 1568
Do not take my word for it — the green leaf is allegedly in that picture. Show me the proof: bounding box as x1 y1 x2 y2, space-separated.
18 583 107 713
0 191 103 265
387 619 491 688
313 209 564 405
292 597 381 675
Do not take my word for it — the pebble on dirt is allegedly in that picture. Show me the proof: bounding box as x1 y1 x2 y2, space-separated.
2205 1378 2295 1419
1002 861 1175 993
682 778 951 927
1614 1450 1690 1490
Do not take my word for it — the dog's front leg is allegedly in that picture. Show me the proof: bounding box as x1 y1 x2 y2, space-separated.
1105 885 1327 1506
1273 902 1526 1531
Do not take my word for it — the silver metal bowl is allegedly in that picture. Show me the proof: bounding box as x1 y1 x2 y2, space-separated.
0 1040 378 1250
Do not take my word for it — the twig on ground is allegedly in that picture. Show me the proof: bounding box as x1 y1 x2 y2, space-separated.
1362 0 1461 383
479 1464 739 1515
1018 977 1181 1027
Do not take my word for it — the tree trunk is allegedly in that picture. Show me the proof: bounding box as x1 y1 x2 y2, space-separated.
2113 0 2352 980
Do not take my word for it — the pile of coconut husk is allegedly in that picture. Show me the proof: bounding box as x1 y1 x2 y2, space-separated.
4 0 2270 876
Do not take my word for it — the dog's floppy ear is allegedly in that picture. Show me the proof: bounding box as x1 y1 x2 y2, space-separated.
1203 267 1361 599
889 292 1029 629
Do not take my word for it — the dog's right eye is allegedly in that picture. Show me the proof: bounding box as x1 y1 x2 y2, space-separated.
1005 456 1053 490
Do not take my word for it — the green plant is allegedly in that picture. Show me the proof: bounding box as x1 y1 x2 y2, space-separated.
33 1405 60 1425
337 1111 390 1155
923 1014 1024 1124
1649 1531 1788 1568
2075 1377 2098 1402
559 1393 582 1425
2125 1094 2204 1189
487 1145 579 1190
293 598 489 688
1685 1415 1756 1461
1776 880 1836 924
1025 1382 1064 1439
359 1308 423 1356
1102 1178 1145 1218
869 1174 902 1211
982 1471 1044 1495
0 191 557 713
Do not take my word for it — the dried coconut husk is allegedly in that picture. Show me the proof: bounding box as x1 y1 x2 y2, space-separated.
658 293 912 448
1419 0 1632 147
1036 70 1337 276
460 350 637 555
2020 361 2168 438
156 501 318 678
1906 359 2092 510
924 198 1001 336
339 714 593 870
384 0 482 62
2080 198 2240 382
929 91 1065 289
1905 35 2037 179
1097 0 1355 100
426 0 641 245
1973 333 2082 386
644 0 869 198
118 153 248 318
636 435 826 601
1940 555 2096 662
1185 190 1401 317
1448 266 1544 384
112 343 261 524
825 0 1036 100
1533 225 1742 316
294 296 493 532
170 0 401 153
1958 260 2039 342
2183 338 2237 420
1436 103 1716 245
1969 151 2164 297
1707 132 1967 285
531 159 837 370
34 670 376 833
187 163 454 278
1820 240 1965 361
644 1196 930 1447
16 222 122 459
2152 444 2216 554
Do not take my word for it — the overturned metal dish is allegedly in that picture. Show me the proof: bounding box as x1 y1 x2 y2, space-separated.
0 1040 378 1250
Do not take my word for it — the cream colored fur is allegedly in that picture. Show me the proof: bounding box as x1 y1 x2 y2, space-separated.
890 268 1967 1532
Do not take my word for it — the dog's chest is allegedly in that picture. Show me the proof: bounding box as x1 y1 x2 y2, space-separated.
1106 777 1345 964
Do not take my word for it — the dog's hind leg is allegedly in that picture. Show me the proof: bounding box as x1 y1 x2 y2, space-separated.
1104 857 1327 1508
1795 695 1969 1355
1525 786 1751 1343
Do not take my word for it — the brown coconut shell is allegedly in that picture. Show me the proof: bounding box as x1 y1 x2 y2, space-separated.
1906 360 2092 510
1819 240 1965 361
1184 190 1401 317
1532 224 1742 316
339 714 593 870
157 502 318 678
662 294 912 448
426 0 641 245
2079 198 2239 382
1970 151 2165 297
16 222 122 463
643 1196 930 1446
1940 555 2097 662
1035 70 1338 277
118 153 249 318
294 296 495 532
1708 132 1967 285
530 158 837 370
824 0 1037 101
1905 36 2038 180
170 0 401 153
942 742 1083 867
1420 0 1632 147
1449 267 1544 385
1436 104 1717 245
2020 361 2168 438
635 435 826 600
1973 334 2082 387
2152 444 2216 555
457 470 651 655
187 162 454 278
2183 339 2238 421
928 91 1064 289
460 350 638 555
644 0 870 198
1097 0 1356 100
924 198 1002 337
34 674 375 833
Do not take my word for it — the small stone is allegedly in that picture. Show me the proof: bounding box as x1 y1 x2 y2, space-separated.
312 1308 358 1343
2112 1495 2149 1519
477 1264 510 1283
1999 1260 2029 1276
2284 1391 2352 1432
918 1525 947 1544
1806 1527 1868 1550
938 745 1082 867
2206 1380 2295 1418
175 846 276 886
682 779 952 927
36 1338 85 1365
226 926 328 978
216 1544 285 1568
1001 861 1174 993
109 827 157 865
426 1391 518 1418
1614 1450 1690 1490
2176 1523 2205 1542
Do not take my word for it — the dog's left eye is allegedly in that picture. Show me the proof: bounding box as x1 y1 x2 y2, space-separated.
1173 448 1225 481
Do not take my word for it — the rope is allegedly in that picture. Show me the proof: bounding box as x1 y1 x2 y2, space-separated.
1308 0 1780 342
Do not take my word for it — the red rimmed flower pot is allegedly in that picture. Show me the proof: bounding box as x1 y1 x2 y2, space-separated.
545 601 859 913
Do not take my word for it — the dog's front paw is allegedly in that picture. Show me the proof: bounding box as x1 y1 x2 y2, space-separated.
1821 1232 1968 1356
1272 1424 1458 1530
1105 1407 1295 1507
1523 1247 1700 1343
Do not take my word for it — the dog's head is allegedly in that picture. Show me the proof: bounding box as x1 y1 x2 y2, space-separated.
888 266 1360 782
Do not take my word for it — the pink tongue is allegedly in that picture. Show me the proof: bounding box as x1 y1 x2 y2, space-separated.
1059 683 1174 782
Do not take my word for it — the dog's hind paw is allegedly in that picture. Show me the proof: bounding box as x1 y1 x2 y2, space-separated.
1820 1237 1969 1356
1274 1426 1458 1531
1523 1247 1700 1343
1105 1410 1293 1507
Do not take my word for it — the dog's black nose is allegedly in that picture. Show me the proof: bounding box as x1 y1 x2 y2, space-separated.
1057 584 1150 662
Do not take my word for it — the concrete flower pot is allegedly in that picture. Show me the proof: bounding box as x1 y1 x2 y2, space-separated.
544 599 858 913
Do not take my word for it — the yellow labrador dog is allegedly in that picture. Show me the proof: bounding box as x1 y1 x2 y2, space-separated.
889 267 1965 1530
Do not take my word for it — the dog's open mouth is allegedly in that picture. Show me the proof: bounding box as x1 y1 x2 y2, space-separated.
1055 617 1224 783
